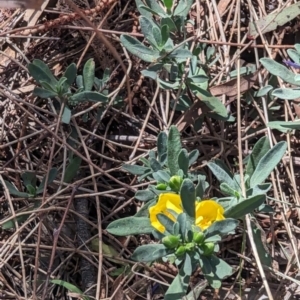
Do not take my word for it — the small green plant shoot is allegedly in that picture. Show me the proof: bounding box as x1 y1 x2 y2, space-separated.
107 126 287 299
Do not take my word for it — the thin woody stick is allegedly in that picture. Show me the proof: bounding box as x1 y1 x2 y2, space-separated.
64 0 132 115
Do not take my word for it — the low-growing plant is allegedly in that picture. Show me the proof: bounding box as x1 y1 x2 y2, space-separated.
260 44 300 132
28 58 111 124
121 0 232 128
107 126 287 299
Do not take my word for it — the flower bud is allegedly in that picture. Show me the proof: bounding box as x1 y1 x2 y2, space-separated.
202 242 215 256
162 235 180 249
169 175 183 192
156 183 168 190
175 245 186 257
193 231 205 245
185 242 195 252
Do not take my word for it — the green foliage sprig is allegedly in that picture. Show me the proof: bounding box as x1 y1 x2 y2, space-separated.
28 59 111 124
120 0 231 127
260 44 300 132
107 126 287 299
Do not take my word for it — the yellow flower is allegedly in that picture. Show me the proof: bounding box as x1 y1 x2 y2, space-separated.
149 193 225 233
149 193 183 233
195 200 225 230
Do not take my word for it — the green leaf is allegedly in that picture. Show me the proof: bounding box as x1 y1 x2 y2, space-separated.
3 180 30 198
287 48 300 62
33 87 58 98
204 219 238 238
50 280 89 300
63 63 77 86
82 58 95 91
139 16 159 48
245 136 270 179
168 48 192 61
200 255 233 289
21 172 36 187
183 253 193 276
120 35 160 63
260 58 300 86
165 266 190 300
163 0 173 10
145 0 166 15
131 244 169 262
250 141 287 187
208 161 238 190
174 0 193 17
62 106 71 124
76 75 84 89
246 183 272 197
272 88 300 99
149 157 162 171
155 170 170 182
178 149 189 176
134 199 155 217
267 121 300 133
224 194 265 219
26 184 36 196
248 2 300 37
135 190 156 201
157 213 175 234
195 175 208 199
157 131 168 163
106 217 153 235
28 59 58 87
255 85 273 97
190 84 228 118
188 149 199 166
167 125 182 175
161 24 170 46
161 17 177 32
63 157 82 183
177 213 187 241
36 168 58 194
153 27 162 49
135 0 152 18
70 91 108 103
251 220 272 267
180 179 195 219
220 182 239 197
123 164 150 175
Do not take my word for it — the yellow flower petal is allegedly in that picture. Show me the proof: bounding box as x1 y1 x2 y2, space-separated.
195 200 225 230
149 193 183 233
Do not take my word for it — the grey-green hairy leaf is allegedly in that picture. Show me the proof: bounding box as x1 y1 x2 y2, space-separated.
70 91 107 103
178 149 189 176
83 58 95 91
245 136 270 180
123 164 150 175
131 244 169 262
135 190 156 201
250 141 287 187
120 35 160 63
106 217 153 236
224 194 265 219
272 88 300 99
28 59 58 87
267 121 300 132
63 63 77 86
180 179 195 219
260 58 300 86
167 125 181 175
204 219 238 238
